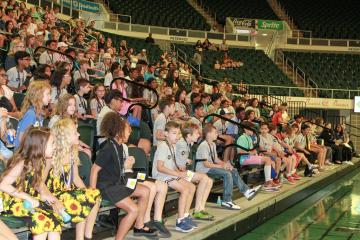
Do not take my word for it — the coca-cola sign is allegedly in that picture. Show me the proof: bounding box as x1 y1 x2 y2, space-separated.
232 18 256 29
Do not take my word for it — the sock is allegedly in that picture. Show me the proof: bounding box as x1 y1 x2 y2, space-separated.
184 213 189 218
292 169 296 174
271 167 277 179
177 217 184 223
307 163 313 169
264 165 272 182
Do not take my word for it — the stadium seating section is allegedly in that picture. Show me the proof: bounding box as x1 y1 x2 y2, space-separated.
108 0 210 30
100 31 162 63
283 51 360 98
199 0 279 25
176 44 304 96
278 0 360 39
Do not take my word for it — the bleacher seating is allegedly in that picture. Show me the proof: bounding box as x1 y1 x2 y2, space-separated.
108 0 210 31
200 0 279 25
279 0 360 39
176 44 304 96
100 31 162 63
283 51 360 98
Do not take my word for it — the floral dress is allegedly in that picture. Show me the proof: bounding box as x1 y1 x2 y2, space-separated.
0 172 62 235
46 164 101 223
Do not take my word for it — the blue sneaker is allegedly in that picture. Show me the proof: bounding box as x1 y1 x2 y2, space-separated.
175 218 193 232
185 216 198 229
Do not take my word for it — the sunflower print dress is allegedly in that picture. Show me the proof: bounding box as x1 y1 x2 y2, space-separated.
46 164 101 223
0 172 62 235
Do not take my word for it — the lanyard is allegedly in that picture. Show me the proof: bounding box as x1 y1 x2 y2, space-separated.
61 157 73 188
165 140 179 170
76 94 87 111
47 51 53 64
206 141 216 163
96 98 105 113
16 69 24 88
110 139 126 178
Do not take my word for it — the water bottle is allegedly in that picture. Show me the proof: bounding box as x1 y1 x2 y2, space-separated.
23 200 33 210
6 119 14 148
60 209 72 223
216 196 222 206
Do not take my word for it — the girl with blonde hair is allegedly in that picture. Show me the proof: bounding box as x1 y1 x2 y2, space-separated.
0 126 63 240
48 94 92 158
45 118 101 240
14 81 51 149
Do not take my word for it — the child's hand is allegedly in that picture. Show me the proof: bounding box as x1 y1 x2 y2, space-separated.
52 200 65 215
40 192 57 204
178 171 187 178
124 156 135 169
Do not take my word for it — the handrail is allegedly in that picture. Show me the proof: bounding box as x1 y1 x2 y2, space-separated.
303 120 329 129
110 77 159 115
202 113 260 151
33 46 75 69
345 123 360 131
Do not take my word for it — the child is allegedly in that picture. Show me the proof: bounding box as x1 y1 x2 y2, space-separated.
45 118 101 240
236 121 280 191
283 125 317 177
196 124 261 210
176 122 214 220
295 124 326 171
14 81 51 149
153 97 175 146
259 122 295 185
213 108 235 162
48 93 92 158
0 126 62 239
74 78 93 119
90 113 156 239
73 59 90 83
152 121 196 232
119 117 171 238
89 84 106 118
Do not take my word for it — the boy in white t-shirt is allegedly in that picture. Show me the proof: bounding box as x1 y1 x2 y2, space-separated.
152 121 196 233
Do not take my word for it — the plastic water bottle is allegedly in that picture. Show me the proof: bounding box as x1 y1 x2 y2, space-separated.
23 200 33 210
6 119 14 148
60 209 72 223
23 200 71 223
217 196 222 206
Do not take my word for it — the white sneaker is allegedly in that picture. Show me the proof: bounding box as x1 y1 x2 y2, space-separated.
221 201 241 210
344 161 354 165
244 185 262 200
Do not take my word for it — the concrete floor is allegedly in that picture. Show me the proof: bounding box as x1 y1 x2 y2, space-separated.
98 159 360 240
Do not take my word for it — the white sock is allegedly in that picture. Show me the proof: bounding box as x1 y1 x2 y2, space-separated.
184 213 189 218
308 164 313 169
177 217 184 223
264 165 271 182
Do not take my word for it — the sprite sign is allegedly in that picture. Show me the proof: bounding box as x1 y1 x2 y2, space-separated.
257 20 284 30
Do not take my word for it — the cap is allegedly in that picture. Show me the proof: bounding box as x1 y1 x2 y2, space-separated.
219 108 230 115
57 42 68 48
241 121 255 131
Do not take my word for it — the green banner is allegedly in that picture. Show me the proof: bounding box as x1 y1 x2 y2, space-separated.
257 20 284 30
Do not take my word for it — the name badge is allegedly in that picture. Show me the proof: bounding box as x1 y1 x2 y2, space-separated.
137 173 146 181
126 178 137 189
0 198 3 212
185 170 195 182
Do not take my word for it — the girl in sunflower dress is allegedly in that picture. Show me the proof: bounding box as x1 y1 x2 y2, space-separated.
44 118 101 240
0 126 63 240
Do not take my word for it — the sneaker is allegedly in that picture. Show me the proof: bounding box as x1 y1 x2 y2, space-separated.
273 178 281 185
175 218 193 233
193 211 214 221
263 182 280 192
292 172 302 180
244 185 261 201
221 201 241 210
344 161 354 165
200 210 215 220
133 226 157 237
271 180 282 188
284 176 296 185
147 220 171 238
185 216 198 229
